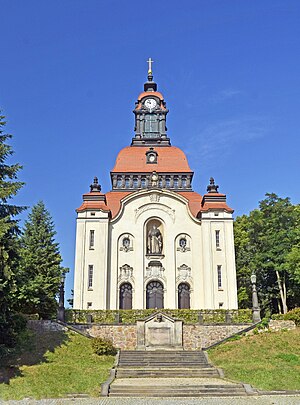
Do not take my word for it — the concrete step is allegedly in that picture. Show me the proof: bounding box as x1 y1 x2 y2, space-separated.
109 385 247 397
119 362 210 367
116 370 219 378
118 351 209 368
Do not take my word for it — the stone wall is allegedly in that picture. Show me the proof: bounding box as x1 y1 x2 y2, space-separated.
183 324 248 349
88 325 137 350
269 319 296 332
80 323 251 350
28 320 68 332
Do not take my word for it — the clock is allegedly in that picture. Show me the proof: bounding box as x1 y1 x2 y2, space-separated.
144 98 157 110
149 154 156 162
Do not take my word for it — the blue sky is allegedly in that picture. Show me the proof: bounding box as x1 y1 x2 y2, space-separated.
1 0 300 301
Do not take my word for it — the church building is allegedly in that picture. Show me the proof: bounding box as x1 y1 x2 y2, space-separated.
73 60 238 311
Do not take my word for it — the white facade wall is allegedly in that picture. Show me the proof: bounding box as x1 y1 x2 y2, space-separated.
73 189 238 310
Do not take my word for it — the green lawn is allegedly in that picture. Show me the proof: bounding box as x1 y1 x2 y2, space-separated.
0 329 115 400
208 328 300 391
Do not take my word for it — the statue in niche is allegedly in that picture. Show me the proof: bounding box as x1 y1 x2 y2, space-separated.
147 224 163 254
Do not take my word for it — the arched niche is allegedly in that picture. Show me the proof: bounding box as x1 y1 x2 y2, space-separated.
175 233 191 253
145 218 164 256
118 233 134 252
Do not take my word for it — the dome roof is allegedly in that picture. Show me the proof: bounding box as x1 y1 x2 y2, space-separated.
111 146 193 173
137 91 164 101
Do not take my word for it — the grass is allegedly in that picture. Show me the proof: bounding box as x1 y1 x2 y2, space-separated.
208 328 300 391
0 329 115 400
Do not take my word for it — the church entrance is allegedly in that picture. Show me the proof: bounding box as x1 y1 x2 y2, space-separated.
119 283 132 309
146 281 164 309
178 283 190 309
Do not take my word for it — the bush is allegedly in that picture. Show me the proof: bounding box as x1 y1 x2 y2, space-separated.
91 337 117 356
284 308 300 326
67 309 253 325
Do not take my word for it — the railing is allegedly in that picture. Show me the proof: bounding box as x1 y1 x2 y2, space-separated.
112 173 193 191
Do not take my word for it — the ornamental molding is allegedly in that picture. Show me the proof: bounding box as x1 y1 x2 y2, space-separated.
145 262 166 282
176 264 192 283
135 203 175 223
118 264 134 283
149 192 160 202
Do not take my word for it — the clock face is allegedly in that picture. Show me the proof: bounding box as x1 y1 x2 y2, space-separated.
145 98 157 110
149 154 156 162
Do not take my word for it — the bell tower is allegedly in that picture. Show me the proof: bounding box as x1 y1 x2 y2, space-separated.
132 58 170 146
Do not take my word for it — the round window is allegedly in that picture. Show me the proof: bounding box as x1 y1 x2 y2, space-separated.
179 238 187 248
122 237 130 248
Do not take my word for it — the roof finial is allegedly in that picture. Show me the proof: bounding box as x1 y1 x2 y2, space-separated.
147 57 154 81
207 177 219 193
90 176 101 192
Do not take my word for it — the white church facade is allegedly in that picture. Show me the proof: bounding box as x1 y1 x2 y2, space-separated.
73 63 238 311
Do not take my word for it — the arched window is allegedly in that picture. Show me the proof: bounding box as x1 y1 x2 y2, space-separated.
119 283 133 310
146 281 164 309
144 114 159 137
178 283 190 309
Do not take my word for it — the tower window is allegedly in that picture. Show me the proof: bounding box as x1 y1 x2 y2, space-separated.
88 265 94 289
89 230 95 249
144 114 159 137
217 265 222 289
117 176 122 188
216 230 220 249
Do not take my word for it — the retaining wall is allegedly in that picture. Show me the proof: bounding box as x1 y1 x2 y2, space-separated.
73 323 250 350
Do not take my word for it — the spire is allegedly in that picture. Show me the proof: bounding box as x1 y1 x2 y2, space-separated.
144 57 157 92
207 177 219 193
90 176 101 192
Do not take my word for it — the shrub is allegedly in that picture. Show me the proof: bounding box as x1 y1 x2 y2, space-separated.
91 337 117 356
67 309 253 325
284 308 300 326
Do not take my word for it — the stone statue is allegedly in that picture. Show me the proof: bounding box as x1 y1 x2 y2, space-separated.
148 224 163 254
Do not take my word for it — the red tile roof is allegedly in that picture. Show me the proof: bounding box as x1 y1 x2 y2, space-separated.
177 191 202 217
111 146 193 173
137 91 164 101
77 191 233 217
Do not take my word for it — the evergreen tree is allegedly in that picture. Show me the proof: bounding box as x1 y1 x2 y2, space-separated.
0 112 24 347
15 201 65 319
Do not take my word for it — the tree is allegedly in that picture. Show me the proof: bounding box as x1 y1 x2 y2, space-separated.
234 193 300 315
14 201 65 319
0 112 24 347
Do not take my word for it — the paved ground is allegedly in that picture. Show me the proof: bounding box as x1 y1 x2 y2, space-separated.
111 377 236 386
4 396 300 405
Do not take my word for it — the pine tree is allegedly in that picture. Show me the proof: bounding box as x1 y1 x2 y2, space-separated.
0 112 24 347
15 201 64 319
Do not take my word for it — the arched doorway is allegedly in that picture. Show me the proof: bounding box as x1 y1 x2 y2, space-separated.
119 283 133 310
178 283 190 309
146 281 164 309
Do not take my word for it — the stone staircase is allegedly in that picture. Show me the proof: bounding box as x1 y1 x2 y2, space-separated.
108 350 251 397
